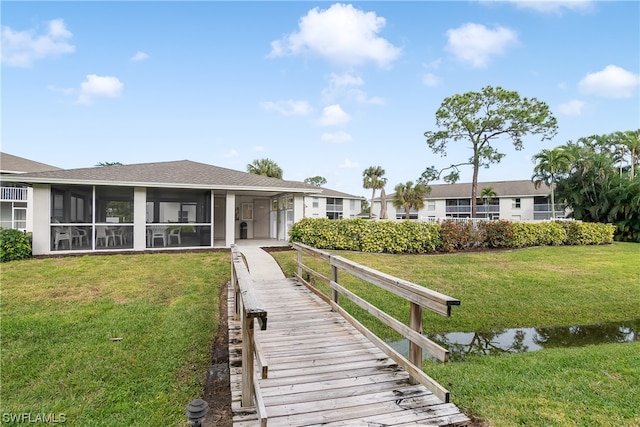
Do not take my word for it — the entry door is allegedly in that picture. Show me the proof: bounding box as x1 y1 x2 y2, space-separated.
253 199 270 238
213 197 225 239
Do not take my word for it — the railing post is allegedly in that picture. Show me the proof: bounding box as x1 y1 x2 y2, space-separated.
296 247 302 278
241 306 256 407
331 264 339 304
408 302 423 385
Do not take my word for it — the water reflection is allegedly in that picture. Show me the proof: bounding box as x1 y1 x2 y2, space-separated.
387 319 639 362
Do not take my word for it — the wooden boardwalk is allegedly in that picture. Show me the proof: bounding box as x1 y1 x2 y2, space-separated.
228 276 471 426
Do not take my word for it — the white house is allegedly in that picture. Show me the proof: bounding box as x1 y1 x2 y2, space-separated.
1 153 61 232
372 180 566 221
0 157 362 255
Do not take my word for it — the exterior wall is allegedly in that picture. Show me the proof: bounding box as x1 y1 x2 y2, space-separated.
225 193 235 247
133 187 147 251
303 195 362 219
32 184 51 255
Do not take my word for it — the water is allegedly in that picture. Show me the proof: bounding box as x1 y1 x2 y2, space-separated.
387 319 639 362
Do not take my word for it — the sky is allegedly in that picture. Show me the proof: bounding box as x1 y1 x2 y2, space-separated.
2 1 639 198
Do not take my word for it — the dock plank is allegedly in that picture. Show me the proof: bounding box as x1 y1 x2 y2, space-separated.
229 277 470 427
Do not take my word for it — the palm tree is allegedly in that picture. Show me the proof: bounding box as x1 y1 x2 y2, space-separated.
532 147 572 218
479 187 497 219
392 181 430 220
247 158 283 179
612 130 640 178
362 166 387 219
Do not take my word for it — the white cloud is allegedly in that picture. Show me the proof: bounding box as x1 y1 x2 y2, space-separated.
318 104 352 126
339 159 360 169
253 146 265 152
422 73 441 87
261 100 313 116
131 51 149 62
446 23 518 68
322 72 384 105
578 65 640 98
501 0 595 14
224 150 239 158
321 131 353 144
1 19 75 67
77 74 124 105
48 85 75 95
268 3 401 68
557 99 586 116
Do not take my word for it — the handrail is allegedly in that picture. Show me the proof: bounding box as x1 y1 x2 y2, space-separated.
292 242 461 403
230 245 268 425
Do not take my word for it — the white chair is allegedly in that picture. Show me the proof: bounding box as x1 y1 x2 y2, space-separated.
54 227 72 250
110 227 125 246
148 225 166 247
168 227 182 245
71 227 88 247
96 227 113 247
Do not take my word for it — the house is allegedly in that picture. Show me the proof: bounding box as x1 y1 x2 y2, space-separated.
0 159 327 255
0 157 364 255
304 188 364 220
1 153 61 232
372 180 566 221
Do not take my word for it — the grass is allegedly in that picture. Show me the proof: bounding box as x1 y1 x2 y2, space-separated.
1 252 230 426
270 242 640 426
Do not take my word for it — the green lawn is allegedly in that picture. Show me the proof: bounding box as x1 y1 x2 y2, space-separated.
1 252 229 426
270 243 640 426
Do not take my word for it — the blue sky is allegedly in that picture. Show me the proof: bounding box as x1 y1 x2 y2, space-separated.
2 1 639 198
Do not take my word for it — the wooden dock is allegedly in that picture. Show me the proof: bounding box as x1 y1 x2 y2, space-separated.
228 276 471 426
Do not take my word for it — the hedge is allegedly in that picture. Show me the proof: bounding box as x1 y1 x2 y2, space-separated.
288 218 615 254
0 228 32 262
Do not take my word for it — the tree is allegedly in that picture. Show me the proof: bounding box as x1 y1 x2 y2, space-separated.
611 129 640 178
392 181 430 220
247 158 283 179
531 147 572 218
362 166 387 219
479 187 497 219
96 162 123 166
424 86 558 217
304 176 327 187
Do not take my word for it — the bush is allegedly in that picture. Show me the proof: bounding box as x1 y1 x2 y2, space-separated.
437 220 481 252
562 221 615 245
479 220 515 248
0 228 32 262
289 218 440 254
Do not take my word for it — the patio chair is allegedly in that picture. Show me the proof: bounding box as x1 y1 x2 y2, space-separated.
71 227 88 247
148 225 166 247
54 227 72 250
96 227 114 247
168 227 182 245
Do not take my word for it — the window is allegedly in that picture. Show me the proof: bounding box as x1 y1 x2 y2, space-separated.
70 195 85 222
242 203 254 220
512 198 521 209
427 200 436 211
312 198 319 208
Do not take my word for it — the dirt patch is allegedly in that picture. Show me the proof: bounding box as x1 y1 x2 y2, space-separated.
201 282 233 427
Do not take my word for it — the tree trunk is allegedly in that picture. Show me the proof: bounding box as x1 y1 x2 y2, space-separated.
471 145 480 218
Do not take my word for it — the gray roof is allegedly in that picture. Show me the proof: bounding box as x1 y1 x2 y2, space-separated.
0 152 61 174
1 159 323 193
383 179 552 199
317 187 364 199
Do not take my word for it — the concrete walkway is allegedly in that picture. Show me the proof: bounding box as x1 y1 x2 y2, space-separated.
234 239 289 282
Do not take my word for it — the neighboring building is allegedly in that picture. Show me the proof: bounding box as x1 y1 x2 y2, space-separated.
305 188 364 220
372 180 566 222
1 153 61 232
1 158 362 255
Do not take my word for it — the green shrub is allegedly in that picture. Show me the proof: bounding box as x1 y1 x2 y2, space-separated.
0 228 32 262
562 221 615 245
437 220 481 252
479 220 514 248
289 218 440 254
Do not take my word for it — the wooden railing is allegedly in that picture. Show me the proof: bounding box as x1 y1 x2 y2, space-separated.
230 245 268 426
292 242 461 403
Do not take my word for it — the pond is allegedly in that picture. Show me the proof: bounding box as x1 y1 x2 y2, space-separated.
387 319 639 362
